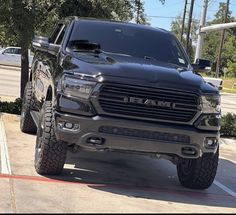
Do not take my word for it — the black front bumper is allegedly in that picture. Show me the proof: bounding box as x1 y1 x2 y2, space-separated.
54 111 219 159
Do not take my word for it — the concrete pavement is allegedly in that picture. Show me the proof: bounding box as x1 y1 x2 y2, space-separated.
0 113 236 213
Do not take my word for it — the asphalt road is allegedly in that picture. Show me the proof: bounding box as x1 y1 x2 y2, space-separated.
0 114 236 213
221 93 236 115
0 66 20 98
0 65 235 114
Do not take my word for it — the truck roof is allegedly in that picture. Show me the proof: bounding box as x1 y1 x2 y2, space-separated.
64 16 170 35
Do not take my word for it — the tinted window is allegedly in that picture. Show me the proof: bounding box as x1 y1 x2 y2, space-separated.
14 48 21 54
50 24 64 44
55 26 66 45
70 20 189 67
4 48 14 54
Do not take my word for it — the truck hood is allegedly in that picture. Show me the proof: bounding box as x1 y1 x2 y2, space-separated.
62 52 218 94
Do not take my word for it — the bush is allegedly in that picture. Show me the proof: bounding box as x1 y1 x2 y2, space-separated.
0 98 22 115
220 113 236 138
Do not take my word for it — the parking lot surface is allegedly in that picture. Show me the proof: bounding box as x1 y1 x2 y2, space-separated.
0 114 236 213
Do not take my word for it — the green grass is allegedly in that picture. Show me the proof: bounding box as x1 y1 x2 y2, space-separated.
222 78 236 94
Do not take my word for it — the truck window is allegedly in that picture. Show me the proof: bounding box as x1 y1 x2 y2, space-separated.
55 26 66 45
50 24 64 44
70 20 189 68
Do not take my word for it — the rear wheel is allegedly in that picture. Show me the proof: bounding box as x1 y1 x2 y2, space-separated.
177 147 219 189
34 101 67 175
20 82 37 133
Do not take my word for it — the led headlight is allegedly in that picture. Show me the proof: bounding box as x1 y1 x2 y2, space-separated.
62 76 97 99
201 95 221 114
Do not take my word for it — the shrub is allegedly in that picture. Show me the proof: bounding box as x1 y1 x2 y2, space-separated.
0 98 22 115
220 113 236 138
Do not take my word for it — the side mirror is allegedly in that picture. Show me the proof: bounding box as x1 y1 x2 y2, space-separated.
32 36 49 49
32 36 60 55
192 58 212 73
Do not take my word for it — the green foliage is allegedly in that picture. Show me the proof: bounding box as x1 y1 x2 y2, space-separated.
220 113 236 137
0 98 22 115
0 0 154 40
0 0 165 97
170 2 236 77
202 2 236 78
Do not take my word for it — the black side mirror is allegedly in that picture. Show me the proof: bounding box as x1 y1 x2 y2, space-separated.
32 36 60 55
192 58 212 73
32 36 50 49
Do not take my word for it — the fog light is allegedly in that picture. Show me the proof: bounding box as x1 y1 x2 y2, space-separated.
57 121 80 132
65 122 73 129
205 138 218 148
208 139 214 146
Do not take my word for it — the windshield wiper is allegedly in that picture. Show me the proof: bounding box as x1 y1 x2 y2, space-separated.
144 56 187 70
104 51 132 57
68 40 102 54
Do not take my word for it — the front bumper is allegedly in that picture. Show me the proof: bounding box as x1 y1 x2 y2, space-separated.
54 111 219 159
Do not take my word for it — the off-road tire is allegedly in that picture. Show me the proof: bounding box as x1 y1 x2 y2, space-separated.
34 101 67 175
177 147 219 189
20 82 37 133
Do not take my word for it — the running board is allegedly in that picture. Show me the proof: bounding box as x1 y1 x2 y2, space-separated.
30 111 40 127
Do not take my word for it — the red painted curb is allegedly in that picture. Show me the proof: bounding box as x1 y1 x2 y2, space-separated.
0 173 235 199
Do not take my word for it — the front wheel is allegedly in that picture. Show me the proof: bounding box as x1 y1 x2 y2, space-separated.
177 147 219 189
34 101 67 175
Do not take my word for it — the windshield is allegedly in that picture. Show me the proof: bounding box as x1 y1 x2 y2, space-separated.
69 20 189 67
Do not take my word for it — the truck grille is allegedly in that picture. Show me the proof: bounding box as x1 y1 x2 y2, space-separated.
98 83 200 123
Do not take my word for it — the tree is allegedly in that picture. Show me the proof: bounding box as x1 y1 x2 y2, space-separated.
202 2 236 77
0 0 166 98
0 0 64 97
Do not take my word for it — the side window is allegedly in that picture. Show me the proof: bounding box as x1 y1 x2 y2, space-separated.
14 48 22 55
49 24 64 44
3 48 14 54
55 27 66 45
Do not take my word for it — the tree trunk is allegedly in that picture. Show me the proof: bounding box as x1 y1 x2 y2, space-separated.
20 46 29 98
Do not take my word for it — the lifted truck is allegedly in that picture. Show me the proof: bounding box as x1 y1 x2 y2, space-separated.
20 17 221 189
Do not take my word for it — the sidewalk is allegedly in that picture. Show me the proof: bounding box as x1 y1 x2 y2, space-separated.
0 95 18 102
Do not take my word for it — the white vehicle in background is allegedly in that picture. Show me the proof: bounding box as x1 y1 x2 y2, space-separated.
0 46 33 67
203 77 223 90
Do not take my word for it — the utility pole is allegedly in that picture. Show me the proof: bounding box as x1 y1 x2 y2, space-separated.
181 0 188 43
194 0 208 62
136 0 141 24
216 0 230 78
186 0 195 55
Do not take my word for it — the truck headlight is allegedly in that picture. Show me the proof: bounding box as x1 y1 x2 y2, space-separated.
201 95 221 114
62 76 97 99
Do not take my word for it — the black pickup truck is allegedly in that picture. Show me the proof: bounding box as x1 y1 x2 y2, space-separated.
20 17 221 189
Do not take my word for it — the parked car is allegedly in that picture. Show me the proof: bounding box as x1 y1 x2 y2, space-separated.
0 46 33 67
203 77 223 90
21 17 220 190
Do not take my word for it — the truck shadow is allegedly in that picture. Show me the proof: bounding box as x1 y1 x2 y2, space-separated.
48 150 236 209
